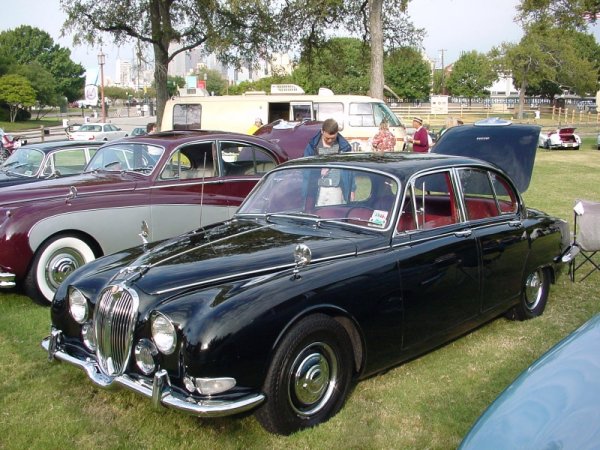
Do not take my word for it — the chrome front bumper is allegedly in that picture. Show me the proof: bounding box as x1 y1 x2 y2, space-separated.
0 271 16 288
41 331 265 417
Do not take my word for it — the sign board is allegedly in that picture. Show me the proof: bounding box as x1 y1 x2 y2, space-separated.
83 84 98 107
431 95 449 114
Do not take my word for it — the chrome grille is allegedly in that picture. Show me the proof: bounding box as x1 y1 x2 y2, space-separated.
94 285 139 376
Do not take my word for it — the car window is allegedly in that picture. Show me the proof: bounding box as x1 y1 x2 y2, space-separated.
314 102 344 130
238 167 398 230
458 169 501 220
86 143 162 173
173 104 202 130
490 172 519 214
45 148 88 176
220 141 277 176
348 102 375 127
399 171 458 231
161 142 213 180
2 147 44 176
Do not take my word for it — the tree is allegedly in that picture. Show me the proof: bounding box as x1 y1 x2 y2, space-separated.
292 38 371 95
0 26 85 102
60 0 278 129
384 47 431 100
276 0 424 99
0 74 37 122
444 51 496 104
15 62 60 119
491 24 598 117
517 0 599 29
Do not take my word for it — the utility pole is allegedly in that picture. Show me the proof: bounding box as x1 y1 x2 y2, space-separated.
439 49 447 95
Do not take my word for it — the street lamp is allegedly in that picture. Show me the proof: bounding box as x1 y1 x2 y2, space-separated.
97 49 106 123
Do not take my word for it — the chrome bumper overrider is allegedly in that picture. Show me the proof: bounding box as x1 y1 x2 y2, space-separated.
0 271 16 288
41 331 265 417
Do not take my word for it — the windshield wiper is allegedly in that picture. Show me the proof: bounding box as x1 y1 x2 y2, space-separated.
265 211 320 223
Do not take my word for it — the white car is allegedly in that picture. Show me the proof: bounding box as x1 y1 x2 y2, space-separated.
68 123 128 142
538 127 581 150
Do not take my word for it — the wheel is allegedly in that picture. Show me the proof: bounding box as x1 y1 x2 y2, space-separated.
254 314 354 435
506 268 550 321
543 140 550 149
24 235 96 305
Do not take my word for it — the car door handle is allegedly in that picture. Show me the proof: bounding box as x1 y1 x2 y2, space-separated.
454 229 472 238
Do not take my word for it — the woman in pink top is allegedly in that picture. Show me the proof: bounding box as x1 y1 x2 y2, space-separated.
371 120 396 152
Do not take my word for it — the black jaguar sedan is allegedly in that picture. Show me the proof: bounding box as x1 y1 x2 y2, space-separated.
42 121 570 435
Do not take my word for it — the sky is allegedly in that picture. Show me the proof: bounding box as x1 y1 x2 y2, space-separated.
1 0 599 79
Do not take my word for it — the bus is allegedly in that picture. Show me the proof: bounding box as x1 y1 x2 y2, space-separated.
160 84 407 151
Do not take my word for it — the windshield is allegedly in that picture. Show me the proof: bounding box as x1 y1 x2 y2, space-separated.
238 166 399 230
86 143 164 173
1 147 44 176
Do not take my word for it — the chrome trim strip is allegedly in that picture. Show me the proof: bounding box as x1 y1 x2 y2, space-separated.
148 177 261 189
0 271 16 289
153 251 357 295
41 335 265 418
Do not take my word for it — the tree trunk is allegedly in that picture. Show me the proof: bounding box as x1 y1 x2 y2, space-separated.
369 0 385 100
154 43 169 130
517 78 528 120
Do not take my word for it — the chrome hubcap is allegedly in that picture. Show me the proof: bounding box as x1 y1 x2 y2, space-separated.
289 342 337 416
45 250 86 289
524 270 543 310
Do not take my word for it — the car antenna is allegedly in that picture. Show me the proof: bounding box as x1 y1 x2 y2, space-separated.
198 150 208 233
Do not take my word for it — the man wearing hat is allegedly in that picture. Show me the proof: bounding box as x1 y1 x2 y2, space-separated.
408 116 429 153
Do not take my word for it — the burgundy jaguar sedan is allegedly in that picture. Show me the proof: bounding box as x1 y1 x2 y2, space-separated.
0 130 289 304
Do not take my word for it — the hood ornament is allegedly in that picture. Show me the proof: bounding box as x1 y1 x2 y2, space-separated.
139 220 149 246
292 244 312 279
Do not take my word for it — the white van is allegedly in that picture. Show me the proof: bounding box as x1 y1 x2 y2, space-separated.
161 85 407 151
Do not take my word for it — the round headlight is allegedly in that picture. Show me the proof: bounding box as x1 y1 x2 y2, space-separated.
151 313 177 355
135 339 158 375
69 287 88 324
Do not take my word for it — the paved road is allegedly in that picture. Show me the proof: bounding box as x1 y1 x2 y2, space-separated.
22 113 157 144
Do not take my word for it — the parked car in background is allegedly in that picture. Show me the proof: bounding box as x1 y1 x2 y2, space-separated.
68 123 129 141
254 120 323 159
0 141 103 188
131 127 148 137
460 313 600 449
0 130 288 304
538 127 581 150
42 122 569 435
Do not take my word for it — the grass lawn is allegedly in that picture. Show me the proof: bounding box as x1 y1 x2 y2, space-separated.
1 137 599 449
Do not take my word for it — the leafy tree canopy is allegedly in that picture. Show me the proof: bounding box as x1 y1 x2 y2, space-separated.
445 51 496 101
517 0 599 29
0 25 85 101
293 38 371 95
0 74 37 122
60 0 279 127
384 47 431 100
14 62 60 119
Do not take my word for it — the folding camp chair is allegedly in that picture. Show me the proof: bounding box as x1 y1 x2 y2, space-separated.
568 200 600 282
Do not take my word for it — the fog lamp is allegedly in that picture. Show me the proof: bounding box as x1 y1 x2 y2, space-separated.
81 322 96 351
195 377 236 395
134 339 158 375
